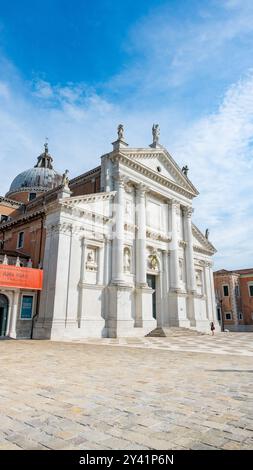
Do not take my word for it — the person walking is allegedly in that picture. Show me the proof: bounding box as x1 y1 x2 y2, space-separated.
210 321 215 336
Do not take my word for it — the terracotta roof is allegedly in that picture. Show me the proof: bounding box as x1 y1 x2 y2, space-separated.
234 268 253 275
214 268 253 276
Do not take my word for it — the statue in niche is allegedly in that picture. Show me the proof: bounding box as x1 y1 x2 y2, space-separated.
87 250 95 263
124 248 131 272
152 124 160 144
86 248 97 271
148 253 159 271
117 124 124 141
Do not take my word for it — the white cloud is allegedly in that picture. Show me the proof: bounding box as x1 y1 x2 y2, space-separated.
1 1 253 271
1 70 253 271
107 0 253 99
173 73 253 270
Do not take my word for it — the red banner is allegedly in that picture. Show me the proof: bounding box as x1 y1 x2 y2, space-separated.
0 264 43 290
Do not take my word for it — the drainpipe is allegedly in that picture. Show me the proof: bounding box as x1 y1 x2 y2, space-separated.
30 291 40 339
220 298 224 332
31 213 44 339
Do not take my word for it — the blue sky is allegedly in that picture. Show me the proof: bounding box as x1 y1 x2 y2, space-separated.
0 0 253 269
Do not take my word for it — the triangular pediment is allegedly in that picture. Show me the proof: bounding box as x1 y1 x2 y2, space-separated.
120 146 198 196
192 224 216 254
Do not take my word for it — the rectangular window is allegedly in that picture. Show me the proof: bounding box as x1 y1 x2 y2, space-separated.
0 215 8 223
235 285 240 297
223 285 229 297
29 192 36 201
20 295 34 319
225 312 232 320
17 231 24 249
248 284 253 297
217 307 221 322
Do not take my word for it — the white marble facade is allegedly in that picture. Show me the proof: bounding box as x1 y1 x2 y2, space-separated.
34 127 219 339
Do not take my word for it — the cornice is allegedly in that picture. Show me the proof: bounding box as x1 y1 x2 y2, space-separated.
193 244 215 256
69 165 101 186
124 222 136 233
146 228 171 242
5 186 52 198
0 209 45 230
60 191 116 207
61 204 111 224
0 196 23 208
179 240 187 247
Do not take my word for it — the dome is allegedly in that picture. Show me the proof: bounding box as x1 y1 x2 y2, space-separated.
8 167 61 193
6 144 62 197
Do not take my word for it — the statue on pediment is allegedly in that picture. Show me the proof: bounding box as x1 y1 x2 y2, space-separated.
182 165 189 177
62 169 69 188
152 124 160 144
205 228 209 240
117 124 124 141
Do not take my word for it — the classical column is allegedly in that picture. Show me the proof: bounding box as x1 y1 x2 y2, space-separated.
209 262 218 323
170 199 180 291
201 261 210 319
104 236 111 285
97 245 104 285
183 207 196 293
77 238 86 326
112 175 125 284
136 184 147 286
9 291 19 338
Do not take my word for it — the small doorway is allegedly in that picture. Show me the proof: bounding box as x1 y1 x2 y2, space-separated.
147 274 156 319
0 294 9 337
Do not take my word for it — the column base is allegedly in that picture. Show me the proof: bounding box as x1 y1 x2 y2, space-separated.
135 286 156 331
107 284 134 337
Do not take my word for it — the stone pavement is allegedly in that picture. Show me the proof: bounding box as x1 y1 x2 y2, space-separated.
0 334 253 450
62 332 253 357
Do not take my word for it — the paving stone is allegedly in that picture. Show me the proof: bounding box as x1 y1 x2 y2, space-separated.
0 335 253 450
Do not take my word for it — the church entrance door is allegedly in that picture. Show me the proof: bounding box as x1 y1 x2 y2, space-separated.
147 275 156 319
0 294 9 337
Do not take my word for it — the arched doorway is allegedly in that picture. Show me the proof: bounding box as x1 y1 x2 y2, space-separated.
0 294 9 337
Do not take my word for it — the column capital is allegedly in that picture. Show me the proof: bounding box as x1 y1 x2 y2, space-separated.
182 206 194 218
136 182 149 195
170 198 180 208
113 174 126 188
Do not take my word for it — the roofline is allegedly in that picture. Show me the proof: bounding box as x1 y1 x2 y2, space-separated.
0 209 45 230
69 165 101 186
0 196 23 207
214 268 253 276
6 187 52 197
0 249 31 259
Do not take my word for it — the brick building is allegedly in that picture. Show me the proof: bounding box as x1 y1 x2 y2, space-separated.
0 143 101 269
214 269 253 331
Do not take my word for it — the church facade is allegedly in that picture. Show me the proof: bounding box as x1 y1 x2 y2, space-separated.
0 126 219 339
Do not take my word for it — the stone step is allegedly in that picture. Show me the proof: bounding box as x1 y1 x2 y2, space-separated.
145 327 205 337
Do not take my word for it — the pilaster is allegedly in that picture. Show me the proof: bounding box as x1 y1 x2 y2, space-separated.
136 183 148 287
170 199 181 291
